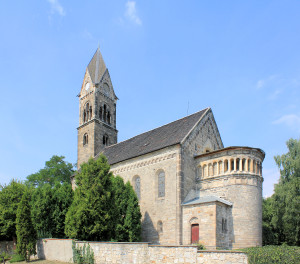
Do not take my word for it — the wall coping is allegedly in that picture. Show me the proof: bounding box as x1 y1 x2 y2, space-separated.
198 250 246 254
149 245 198 248
76 241 150 244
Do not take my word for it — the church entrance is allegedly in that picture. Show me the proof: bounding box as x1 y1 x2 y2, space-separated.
191 224 199 244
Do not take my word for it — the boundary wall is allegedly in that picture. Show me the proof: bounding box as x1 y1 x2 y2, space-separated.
0 241 15 255
37 239 248 264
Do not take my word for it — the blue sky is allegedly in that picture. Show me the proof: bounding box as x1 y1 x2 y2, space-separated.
0 0 299 197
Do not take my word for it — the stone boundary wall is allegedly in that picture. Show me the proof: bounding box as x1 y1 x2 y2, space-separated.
37 239 248 264
197 250 248 264
0 241 14 255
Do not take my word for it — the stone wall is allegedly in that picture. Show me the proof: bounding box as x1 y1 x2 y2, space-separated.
110 145 181 244
37 239 73 263
37 239 248 264
0 241 14 255
197 251 248 264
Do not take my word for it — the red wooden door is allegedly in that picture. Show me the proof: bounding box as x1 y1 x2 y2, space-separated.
191 224 199 244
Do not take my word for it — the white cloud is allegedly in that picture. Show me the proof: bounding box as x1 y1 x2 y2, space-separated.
273 114 300 132
47 0 65 16
125 1 142 25
256 75 277 89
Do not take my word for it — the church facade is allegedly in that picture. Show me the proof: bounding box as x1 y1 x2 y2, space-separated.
74 48 265 249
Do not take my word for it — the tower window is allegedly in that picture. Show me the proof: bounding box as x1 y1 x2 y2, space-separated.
103 135 109 146
103 104 107 122
107 111 111 125
222 218 227 233
99 106 103 120
83 133 88 146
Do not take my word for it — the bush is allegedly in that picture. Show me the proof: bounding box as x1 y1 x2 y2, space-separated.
9 253 25 263
241 245 300 264
72 240 94 264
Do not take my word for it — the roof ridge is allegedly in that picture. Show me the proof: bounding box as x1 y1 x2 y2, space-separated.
104 108 209 151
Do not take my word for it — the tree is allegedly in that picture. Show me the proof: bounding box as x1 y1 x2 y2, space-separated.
0 180 27 240
65 155 114 241
123 182 142 242
112 177 141 242
26 155 74 187
16 190 37 262
31 182 73 238
262 138 300 246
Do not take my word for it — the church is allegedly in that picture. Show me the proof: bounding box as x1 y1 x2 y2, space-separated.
73 48 265 250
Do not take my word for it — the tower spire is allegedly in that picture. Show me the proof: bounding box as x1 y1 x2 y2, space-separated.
87 47 107 84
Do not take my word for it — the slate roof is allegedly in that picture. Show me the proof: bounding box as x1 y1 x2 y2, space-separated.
87 48 107 84
182 195 233 206
98 108 209 165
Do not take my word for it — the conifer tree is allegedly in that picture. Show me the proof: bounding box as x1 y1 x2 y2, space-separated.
16 191 37 262
124 182 142 242
65 155 114 241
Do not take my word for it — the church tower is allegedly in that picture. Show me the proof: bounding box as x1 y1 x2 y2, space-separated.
77 48 118 168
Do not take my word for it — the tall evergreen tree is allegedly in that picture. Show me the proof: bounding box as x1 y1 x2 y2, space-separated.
0 180 27 240
16 191 37 262
65 155 114 241
124 182 142 242
31 182 73 238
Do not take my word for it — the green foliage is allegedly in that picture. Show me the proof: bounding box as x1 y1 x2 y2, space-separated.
65 155 142 242
123 182 142 242
0 251 11 261
16 191 37 262
112 177 142 242
0 180 27 240
262 138 300 246
26 155 74 187
31 182 73 238
65 155 114 241
9 253 25 263
72 240 94 264
241 245 300 264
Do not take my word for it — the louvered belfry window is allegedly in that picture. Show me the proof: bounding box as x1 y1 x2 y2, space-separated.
158 171 165 198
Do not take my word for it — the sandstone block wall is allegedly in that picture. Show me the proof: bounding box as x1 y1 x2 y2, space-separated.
110 145 181 244
182 203 217 249
37 239 248 264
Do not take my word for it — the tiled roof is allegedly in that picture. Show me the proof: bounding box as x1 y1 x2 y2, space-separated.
87 48 107 84
98 108 209 165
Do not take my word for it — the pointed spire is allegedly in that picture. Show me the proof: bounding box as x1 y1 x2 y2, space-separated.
87 47 107 84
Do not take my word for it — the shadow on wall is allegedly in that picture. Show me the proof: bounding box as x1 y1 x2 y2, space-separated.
36 240 45 259
142 211 159 244
229 208 234 249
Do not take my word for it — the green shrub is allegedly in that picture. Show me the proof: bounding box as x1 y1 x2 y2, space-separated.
72 240 94 264
9 253 25 263
241 245 300 264
0 252 11 261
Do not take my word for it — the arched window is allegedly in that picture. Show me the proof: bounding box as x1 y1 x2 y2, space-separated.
103 135 109 146
248 159 251 172
224 160 228 172
213 162 217 176
236 158 240 171
83 133 88 146
133 176 141 200
83 109 86 122
158 171 165 198
242 159 246 171
103 104 107 122
231 159 234 171
107 111 111 124
89 105 92 120
157 221 163 233
99 106 103 120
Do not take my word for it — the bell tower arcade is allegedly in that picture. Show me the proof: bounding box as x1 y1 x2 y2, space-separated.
77 48 118 168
